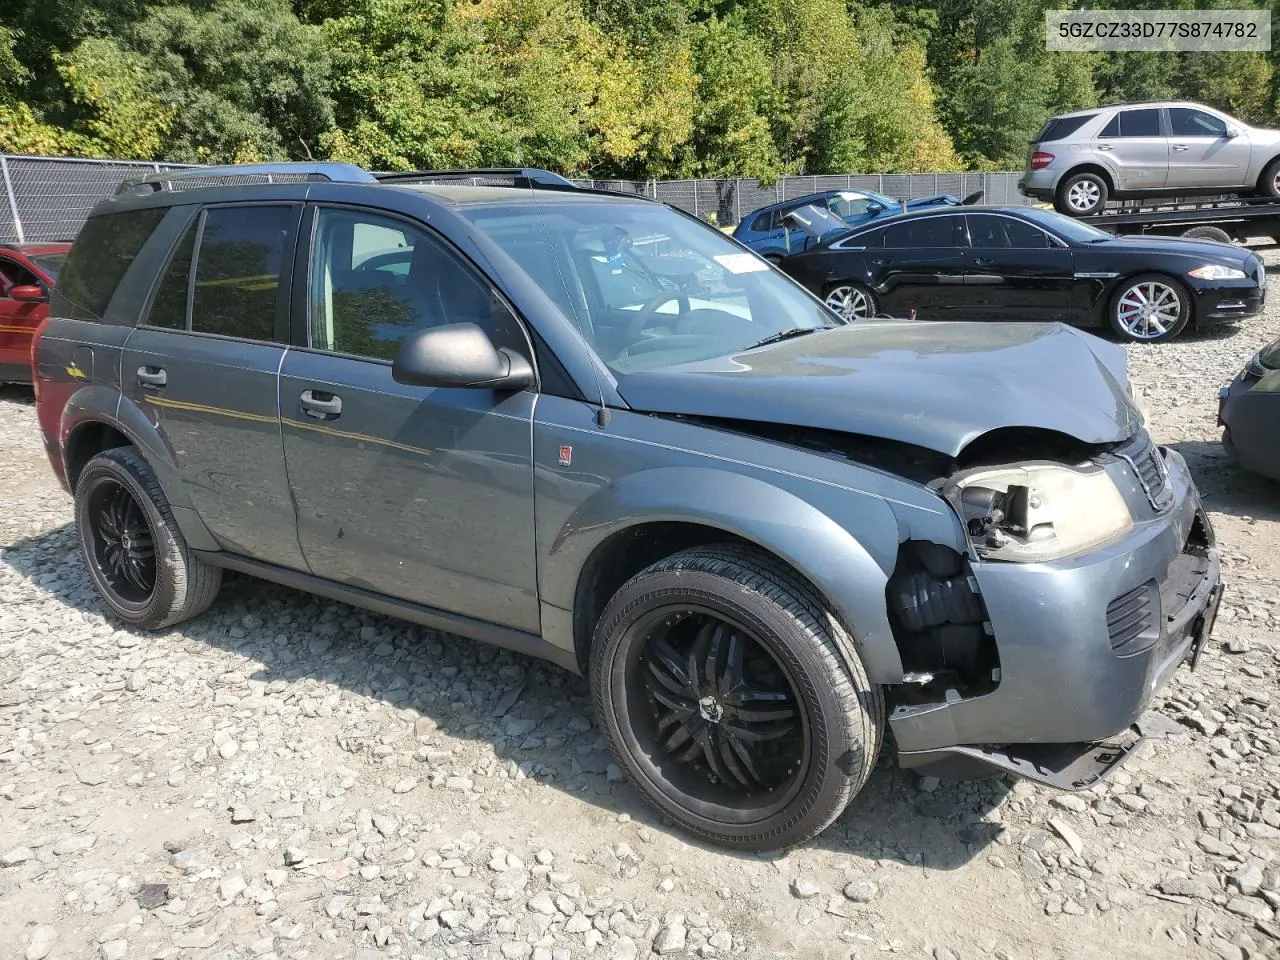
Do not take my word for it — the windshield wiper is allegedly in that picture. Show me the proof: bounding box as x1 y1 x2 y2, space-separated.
744 327 827 351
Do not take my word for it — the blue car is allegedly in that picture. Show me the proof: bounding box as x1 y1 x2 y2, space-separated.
732 188 980 260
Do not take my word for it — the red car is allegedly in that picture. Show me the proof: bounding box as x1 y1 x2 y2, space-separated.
0 242 70 385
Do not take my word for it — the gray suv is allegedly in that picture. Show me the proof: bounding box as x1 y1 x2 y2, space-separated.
33 163 1223 850
1020 101 1280 216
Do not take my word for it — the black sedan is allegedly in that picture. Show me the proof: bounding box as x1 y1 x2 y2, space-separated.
777 205 1266 343
1218 335 1280 480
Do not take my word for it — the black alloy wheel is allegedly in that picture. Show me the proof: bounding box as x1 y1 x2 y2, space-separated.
86 477 157 605
627 606 809 814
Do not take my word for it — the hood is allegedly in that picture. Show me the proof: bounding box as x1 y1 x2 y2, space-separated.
1102 233 1257 266
615 321 1141 458
781 204 852 240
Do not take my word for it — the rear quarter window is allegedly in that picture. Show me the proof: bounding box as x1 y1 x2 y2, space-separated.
55 208 166 320
1034 114 1095 143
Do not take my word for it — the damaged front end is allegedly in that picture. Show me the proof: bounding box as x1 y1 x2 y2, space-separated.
881 426 1221 791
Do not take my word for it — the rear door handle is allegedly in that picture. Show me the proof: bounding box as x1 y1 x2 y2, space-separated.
300 389 342 419
871 257 890 265
1173 144 1189 151
1097 144 1113 151
136 366 167 388
973 257 994 266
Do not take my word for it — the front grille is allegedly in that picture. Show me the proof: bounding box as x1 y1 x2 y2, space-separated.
1106 581 1157 654
1118 431 1173 511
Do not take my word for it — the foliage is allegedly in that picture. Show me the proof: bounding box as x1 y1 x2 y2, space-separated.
0 0 1278 176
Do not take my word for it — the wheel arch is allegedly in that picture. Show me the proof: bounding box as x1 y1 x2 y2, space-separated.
547 468 907 685
59 392 220 551
1060 163 1116 193
1255 153 1280 192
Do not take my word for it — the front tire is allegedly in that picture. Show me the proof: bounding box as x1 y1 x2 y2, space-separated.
1108 273 1190 343
824 283 877 321
589 545 884 851
75 447 222 629
1054 171 1109 217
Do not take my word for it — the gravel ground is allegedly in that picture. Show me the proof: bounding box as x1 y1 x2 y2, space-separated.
3 254 1280 960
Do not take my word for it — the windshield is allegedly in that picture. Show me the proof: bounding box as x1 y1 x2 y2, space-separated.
461 200 839 374
1018 207 1111 243
29 252 66 280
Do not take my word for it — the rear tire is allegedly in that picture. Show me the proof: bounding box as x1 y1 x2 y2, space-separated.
1107 273 1190 343
75 447 222 629
1181 226 1234 245
590 544 884 851
1054 172 1109 217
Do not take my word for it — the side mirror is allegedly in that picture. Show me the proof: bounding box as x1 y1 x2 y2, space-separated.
391 322 533 391
10 284 46 303
865 202 884 216
1226 126 1242 138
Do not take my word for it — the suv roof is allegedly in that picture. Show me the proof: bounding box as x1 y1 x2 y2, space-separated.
1043 100 1227 122
111 162 651 208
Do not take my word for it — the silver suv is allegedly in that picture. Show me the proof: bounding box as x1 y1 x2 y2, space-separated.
1020 101 1280 216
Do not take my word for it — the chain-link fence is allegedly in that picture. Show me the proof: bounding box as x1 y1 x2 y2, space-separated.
0 153 1031 243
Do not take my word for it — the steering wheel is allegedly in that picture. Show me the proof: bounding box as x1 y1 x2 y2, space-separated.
626 292 689 342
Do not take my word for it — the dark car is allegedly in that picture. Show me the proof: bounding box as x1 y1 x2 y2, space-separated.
730 187 975 261
1218 334 1280 480
778 205 1266 342
33 162 1222 851
0 242 69 384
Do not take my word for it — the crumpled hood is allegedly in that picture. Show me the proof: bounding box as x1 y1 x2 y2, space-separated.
615 321 1141 458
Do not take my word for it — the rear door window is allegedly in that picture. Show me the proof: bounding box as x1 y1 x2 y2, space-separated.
967 215 1052 249
56 208 166 320
1100 108 1162 138
883 216 962 248
190 205 295 341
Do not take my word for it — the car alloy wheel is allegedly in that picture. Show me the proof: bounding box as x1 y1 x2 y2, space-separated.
628 607 809 807
824 284 875 321
1066 179 1102 213
86 477 157 605
1115 279 1184 341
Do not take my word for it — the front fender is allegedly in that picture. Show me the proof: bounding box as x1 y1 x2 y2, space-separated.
545 466 906 684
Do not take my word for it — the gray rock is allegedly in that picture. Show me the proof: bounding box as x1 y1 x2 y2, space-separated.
790 877 821 899
53 834 96 856
527 891 557 915
100 940 128 960
1051 795 1089 813
1226 897 1272 921
1233 860 1265 896
1159 876 1215 900
653 915 688 955
611 938 639 960
25 927 57 960
843 878 879 903
171 846 213 874
934 948 960 960
2 846 34 866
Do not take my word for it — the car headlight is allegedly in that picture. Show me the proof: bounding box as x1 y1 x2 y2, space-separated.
1188 264 1247 280
1246 350 1271 379
943 462 1133 563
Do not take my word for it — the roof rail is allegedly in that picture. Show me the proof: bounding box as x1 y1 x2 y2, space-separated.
374 167 579 190
114 162 378 197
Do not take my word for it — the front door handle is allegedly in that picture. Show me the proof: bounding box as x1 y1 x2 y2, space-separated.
136 366 167 388
973 257 995 266
300 389 342 419
1173 144 1189 151
871 257 890 265
1097 144 1113 151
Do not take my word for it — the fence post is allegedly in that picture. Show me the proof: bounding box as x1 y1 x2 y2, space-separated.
735 182 741 224
0 156 23 243
692 183 698 218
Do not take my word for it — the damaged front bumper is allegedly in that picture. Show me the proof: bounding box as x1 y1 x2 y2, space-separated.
891 444 1222 790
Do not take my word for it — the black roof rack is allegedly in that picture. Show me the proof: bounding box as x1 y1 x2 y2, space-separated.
113 162 379 197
